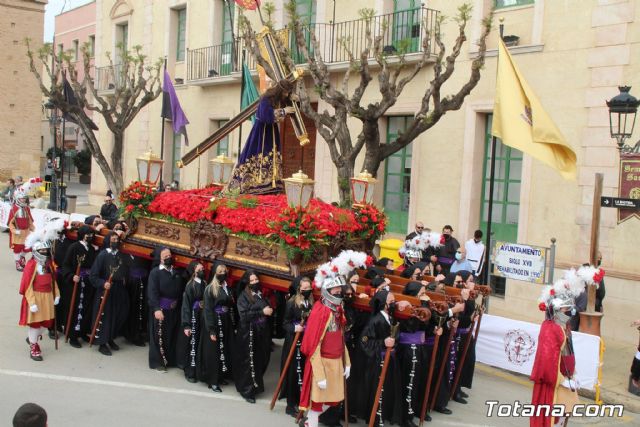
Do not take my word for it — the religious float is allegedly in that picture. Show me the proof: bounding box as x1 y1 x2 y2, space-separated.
70 25 489 320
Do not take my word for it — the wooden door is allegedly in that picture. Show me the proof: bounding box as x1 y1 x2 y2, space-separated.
280 103 317 179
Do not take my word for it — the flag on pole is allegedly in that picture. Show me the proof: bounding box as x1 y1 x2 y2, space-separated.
241 62 259 123
491 38 577 180
62 73 99 130
161 70 190 145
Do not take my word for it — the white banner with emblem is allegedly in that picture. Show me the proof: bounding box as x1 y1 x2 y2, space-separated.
476 314 601 391
0 202 87 229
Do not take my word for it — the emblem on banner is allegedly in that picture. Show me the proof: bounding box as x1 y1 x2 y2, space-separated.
503 329 536 366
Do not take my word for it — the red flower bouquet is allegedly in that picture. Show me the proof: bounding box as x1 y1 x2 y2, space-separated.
119 181 156 219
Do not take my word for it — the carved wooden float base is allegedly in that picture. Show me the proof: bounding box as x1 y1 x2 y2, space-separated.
127 216 333 277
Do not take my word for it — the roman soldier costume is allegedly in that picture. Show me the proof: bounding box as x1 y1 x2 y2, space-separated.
18 218 66 361
530 265 604 427
8 185 35 271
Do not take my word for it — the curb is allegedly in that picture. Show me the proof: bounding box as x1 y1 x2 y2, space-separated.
579 383 640 414
479 363 640 414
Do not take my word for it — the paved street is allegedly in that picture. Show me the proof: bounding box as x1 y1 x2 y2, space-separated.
0 232 637 426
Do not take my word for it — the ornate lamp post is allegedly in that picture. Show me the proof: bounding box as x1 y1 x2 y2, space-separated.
607 86 639 153
350 170 378 207
283 170 315 209
44 100 61 211
136 150 164 187
209 153 235 185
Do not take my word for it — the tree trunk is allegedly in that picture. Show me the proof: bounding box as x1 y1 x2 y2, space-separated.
110 131 125 195
362 119 382 177
337 162 354 206
76 119 123 196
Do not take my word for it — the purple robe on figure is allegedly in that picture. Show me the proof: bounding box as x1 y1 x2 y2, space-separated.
227 97 284 195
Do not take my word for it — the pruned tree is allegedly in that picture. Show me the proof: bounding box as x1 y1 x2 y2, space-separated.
241 1 493 203
26 41 163 195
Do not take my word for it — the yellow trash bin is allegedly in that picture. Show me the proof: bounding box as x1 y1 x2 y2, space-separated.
378 238 404 269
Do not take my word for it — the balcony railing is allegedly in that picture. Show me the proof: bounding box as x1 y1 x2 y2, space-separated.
187 7 439 82
94 63 126 91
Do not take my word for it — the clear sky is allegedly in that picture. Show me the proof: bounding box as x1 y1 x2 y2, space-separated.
44 0 94 42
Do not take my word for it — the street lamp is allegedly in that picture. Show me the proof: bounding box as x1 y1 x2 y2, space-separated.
136 150 164 187
350 170 377 207
209 153 235 185
44 100 61 211
606 86 639 153
284 170 315 209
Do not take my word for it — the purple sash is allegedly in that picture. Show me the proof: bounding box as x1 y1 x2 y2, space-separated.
438 256 454 265
457 327 471 335
214 306 229 314
129 267 147 280
398 331 426 345
425 336 436 346
79 268 91 278
192 300 203 310
159 297 178 310
252 316 267 325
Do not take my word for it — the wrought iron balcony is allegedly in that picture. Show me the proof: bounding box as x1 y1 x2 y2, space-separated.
94 63 126 92
187 7 439 83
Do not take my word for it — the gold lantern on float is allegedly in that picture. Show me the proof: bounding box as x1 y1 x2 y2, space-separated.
284 170 315 209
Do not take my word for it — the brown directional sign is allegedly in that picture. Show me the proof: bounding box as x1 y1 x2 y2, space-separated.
601 196 640 209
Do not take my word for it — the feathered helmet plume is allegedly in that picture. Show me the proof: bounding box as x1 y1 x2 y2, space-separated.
25 216 67 251
399 231 442 260
537 265 605 312
314 250 373 290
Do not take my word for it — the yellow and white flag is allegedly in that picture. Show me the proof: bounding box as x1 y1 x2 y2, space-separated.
491 38 577 180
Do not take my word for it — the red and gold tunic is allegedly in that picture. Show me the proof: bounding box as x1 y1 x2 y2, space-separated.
8 204 34 249
19 259 59 328
299 301 351 411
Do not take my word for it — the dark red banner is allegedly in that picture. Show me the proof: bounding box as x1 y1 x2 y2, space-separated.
618 154 640 223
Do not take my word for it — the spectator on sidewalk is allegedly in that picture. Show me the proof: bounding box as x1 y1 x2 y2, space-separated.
12 402 47 427
99 192 118 223
1 178 16 202
450 248 473 274
465 230 485 277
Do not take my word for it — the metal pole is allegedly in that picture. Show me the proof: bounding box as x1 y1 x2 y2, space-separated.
60 117 66 212
482 21 505 288
548 237 556 284
483 136 497 287
159 58 167 189
237 49 245 160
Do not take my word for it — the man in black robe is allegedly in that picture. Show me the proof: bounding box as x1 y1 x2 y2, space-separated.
60 225 97 348
90 232 130 355
124 255 151 346
48 226 73 339
434 225 460 274
147 247 185 371
359 290 405 426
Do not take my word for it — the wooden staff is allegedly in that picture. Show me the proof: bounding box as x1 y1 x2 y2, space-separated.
50 265 59 350
473 297 486 345
368 323 398 427
429 320 457 411
344 376 349 427
89 271 114 347
270 316 307 410
419 315 445 426
64 255 84 343
449 316 477 400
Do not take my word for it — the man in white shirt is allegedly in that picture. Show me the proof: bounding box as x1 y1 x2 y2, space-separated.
464 229 485 277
